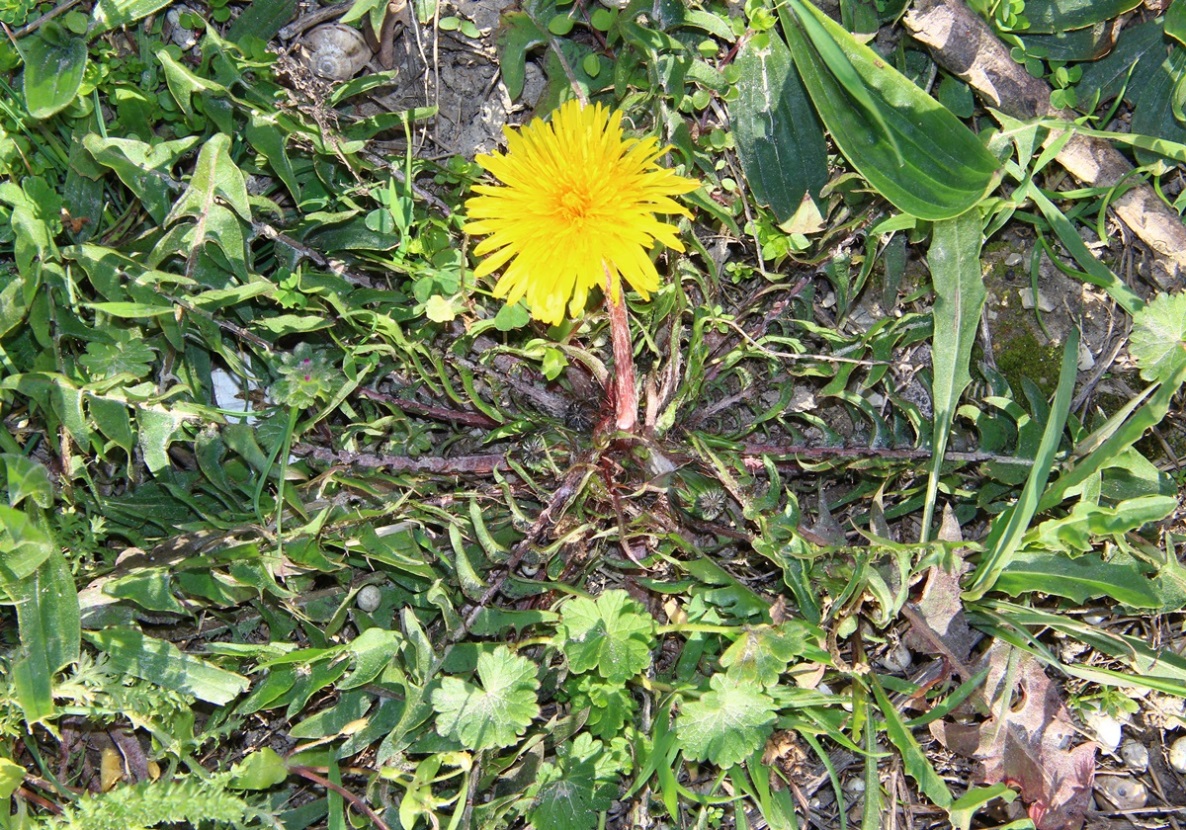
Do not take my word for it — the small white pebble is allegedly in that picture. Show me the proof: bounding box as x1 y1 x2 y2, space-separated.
1018 287 1055 312
1120 740 1148 773
844 776 866 796
1057 638 1090 662
1095 776 1148 810
1169 735 1186 773
1004 252 1024 267
1082 707 1123 753
1152 693 1186 718
356 585 382 613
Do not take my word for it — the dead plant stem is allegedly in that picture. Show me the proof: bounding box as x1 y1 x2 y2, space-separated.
606 269 638 432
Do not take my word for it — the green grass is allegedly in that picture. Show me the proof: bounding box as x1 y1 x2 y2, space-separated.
1 1 1185 829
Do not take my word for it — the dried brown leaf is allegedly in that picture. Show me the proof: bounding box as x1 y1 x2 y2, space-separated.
903 560 978 666
931 643 1096 830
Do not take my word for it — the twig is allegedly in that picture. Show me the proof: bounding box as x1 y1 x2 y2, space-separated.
713 317 893 367
356 387 501 428
456 459 595 638
740 443 1033 466
903 0 1186 288
358 151 454 217
252 222 382 288
1071 332 1127 413
278 2 352 41
162 294 274 352
288 766 394 830
300 446 508 475
13 0 83 38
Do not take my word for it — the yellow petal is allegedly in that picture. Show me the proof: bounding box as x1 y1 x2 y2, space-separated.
464 98 698 324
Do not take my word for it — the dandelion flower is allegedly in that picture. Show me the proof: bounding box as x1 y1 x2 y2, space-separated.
464 99 698 326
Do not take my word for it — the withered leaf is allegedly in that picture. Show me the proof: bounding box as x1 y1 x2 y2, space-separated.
931 643 1096 830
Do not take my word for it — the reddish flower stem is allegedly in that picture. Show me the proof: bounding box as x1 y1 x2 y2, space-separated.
605 271 637 432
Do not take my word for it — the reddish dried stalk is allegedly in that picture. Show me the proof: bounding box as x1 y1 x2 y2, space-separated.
605 269 638 432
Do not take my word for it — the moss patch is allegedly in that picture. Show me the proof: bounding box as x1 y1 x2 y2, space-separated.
994 328 1063 399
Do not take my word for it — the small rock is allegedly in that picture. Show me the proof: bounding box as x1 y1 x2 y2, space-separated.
1119 740 1148 773
1057 637 1090 663
1004 252 1025 267
1077 339 1095 371
1019 287 1055 312
1169 735 1186 773
1147 693 1186 730
356 585 382 613
1094 776 1147 810
844 776 866 796
165 7 199 50
1081 707 1123 753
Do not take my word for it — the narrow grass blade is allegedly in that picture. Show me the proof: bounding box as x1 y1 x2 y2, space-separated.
860 692 882 830
923 212 987 542
973 600 1186 693
1027 185 1143 315
802 732 848 830
1038 361 1186 512
868 675 953 810
965 328 1079 600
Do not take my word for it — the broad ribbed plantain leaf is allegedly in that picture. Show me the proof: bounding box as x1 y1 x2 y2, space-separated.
779 0 999 221
1131 45 1186 167
1019 0 1142 35
19 24 87 120
731 30 827 222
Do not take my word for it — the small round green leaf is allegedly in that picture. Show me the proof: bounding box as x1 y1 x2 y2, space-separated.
230 748 288 790
548 14 574 36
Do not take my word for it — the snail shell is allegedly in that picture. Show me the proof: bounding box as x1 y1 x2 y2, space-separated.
300 24 372 81
1094 776 1147 810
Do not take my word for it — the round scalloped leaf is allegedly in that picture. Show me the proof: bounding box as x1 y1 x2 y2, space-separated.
559 590 655 683
675 675 777 768
430 645 539 751
1129 291 1186 383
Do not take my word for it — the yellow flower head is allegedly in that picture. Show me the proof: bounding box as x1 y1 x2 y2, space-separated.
464 99 698 326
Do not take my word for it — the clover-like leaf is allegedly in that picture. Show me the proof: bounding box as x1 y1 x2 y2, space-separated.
676 675 777 768
430 645 539 751
558 590 655 683
720 622 813 687
529 733 618 830
1130 291 1186 384
78 337 155 380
